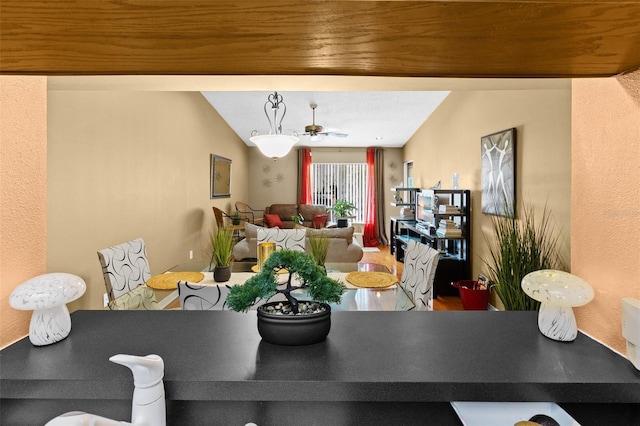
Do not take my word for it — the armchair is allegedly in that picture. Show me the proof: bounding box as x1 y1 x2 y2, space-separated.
235 201 264 225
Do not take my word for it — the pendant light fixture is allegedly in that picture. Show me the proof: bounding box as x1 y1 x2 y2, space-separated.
250 92 299 159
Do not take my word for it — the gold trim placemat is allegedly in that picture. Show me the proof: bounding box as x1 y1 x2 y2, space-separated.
251 265 289 274
345 271 399 289
147 272 205 290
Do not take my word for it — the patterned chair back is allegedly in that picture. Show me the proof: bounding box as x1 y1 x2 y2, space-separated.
178 281 268 311
97 238 152 301
398 240 440 311
257 228 306 252
178 281 231 310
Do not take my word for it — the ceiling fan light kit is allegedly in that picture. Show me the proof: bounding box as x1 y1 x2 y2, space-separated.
250 92 300 159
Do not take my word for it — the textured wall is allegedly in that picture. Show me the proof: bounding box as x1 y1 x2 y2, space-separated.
0 76 48 347
572 71 640 354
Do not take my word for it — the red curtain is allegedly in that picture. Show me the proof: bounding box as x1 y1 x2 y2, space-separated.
363 148 379 247
299 148 312 204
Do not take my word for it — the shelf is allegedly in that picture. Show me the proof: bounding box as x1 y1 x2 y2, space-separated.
396 235 421 244
392 189 471 297
391 187 419 191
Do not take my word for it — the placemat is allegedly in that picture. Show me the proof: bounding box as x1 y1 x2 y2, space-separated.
251 265 289 274
146 272 205 290
345 271 399 289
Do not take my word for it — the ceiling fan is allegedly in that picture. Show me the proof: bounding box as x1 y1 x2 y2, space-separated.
303 103 348 140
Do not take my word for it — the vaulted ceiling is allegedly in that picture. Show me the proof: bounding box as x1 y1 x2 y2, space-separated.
1 1 639 78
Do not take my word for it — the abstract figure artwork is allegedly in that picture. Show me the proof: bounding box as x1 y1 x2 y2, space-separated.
481 128 516 217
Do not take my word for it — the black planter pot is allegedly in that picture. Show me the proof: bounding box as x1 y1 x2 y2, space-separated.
213 265 231 282
257 301 331 345
336 218 349 228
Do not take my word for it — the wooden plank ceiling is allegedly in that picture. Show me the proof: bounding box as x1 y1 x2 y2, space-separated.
1 1 639 78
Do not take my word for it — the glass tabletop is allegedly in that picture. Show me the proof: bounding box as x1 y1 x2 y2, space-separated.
168 260 390 274
157 260 414 311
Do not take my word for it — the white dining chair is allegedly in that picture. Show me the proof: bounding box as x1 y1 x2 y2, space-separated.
398 240 440 311
178 281 232 310
257 228 307 252
108 284 159 310
97 238 152 302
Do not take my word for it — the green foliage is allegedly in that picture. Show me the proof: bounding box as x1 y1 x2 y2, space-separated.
226 250 346 312
230 211 242 225
291 213 304 225
328 199 357 218
211 228 234 267
484 202 565 311
308 231 329 266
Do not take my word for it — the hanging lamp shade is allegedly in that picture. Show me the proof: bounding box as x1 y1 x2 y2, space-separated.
250 134 299 159
250 92 299 159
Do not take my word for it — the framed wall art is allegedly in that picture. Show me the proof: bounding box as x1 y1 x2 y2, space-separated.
210 154 231 199
481 128 516 217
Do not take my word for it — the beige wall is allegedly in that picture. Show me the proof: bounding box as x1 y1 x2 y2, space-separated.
248 147 299 208
572 72 640 354
0 76 48 347
47 91 248 311
404 89 572 285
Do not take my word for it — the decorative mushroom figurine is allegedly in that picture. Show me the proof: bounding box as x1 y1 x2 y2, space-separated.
521 269 594 342
9 273 86 346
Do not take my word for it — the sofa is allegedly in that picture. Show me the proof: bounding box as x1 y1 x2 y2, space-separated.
233 222 363 263
263 204 331 229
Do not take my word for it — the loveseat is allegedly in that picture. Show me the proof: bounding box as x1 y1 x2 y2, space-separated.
264 204 330 229
232 222 363 263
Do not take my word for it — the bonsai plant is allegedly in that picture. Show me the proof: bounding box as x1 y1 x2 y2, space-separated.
483 202 565 311
226 250 346 345
328 199 357 228
211 228 234 282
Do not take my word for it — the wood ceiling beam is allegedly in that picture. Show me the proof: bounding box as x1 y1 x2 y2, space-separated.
1 1 639 77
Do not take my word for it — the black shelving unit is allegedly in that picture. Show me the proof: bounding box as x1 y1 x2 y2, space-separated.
393 189 471 297
390 187 420 210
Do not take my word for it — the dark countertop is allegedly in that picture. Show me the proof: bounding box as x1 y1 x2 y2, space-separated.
2 310 640 425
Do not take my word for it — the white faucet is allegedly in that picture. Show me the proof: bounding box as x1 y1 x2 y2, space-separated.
45 354 165 426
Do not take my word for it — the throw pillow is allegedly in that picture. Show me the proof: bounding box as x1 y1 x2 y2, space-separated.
264 214 284 228
312 214 328 229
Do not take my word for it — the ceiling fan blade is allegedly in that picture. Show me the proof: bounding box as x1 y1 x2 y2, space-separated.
323 132 349 138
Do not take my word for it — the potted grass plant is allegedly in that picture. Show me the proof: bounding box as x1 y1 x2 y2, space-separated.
211 228 234 282
483 202 565 310
308 230 329 271
226 250 346 345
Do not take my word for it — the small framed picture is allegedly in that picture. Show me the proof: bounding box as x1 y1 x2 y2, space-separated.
210 154 231 199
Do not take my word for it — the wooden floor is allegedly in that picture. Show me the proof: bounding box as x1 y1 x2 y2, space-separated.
362 245 464 311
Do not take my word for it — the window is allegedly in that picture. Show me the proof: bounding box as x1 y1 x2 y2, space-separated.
311 163 367 223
